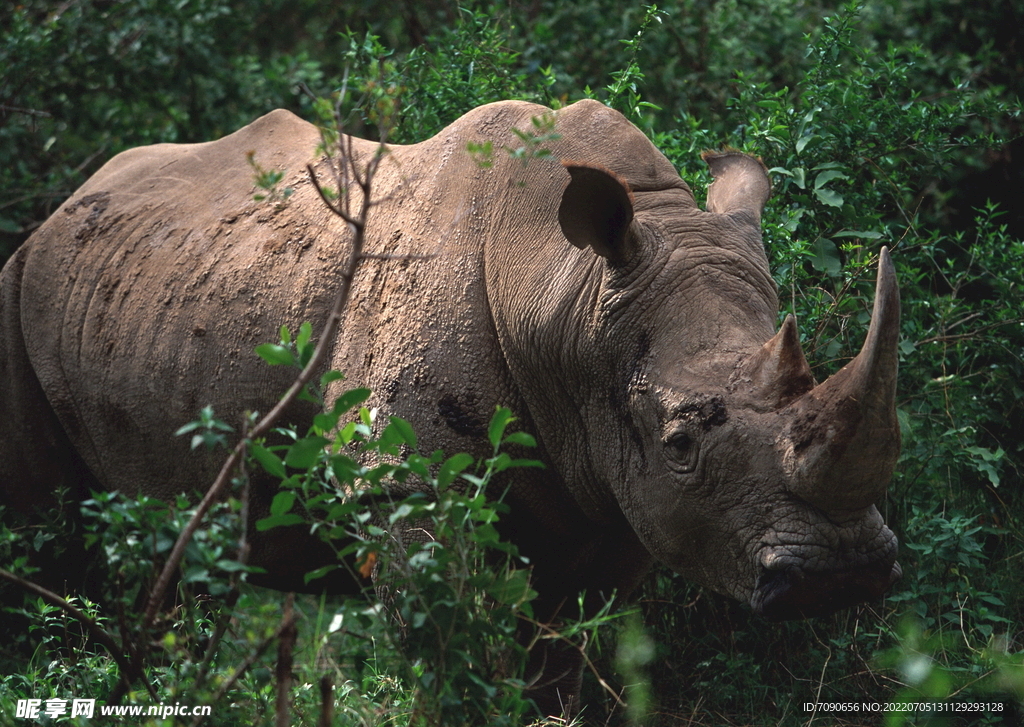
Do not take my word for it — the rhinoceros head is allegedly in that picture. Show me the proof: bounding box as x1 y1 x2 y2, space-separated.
555 152 901 619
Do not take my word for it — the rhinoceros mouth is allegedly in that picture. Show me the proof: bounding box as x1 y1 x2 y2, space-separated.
749 559 902 621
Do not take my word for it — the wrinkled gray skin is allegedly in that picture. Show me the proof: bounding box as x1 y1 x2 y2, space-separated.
0 100 901 715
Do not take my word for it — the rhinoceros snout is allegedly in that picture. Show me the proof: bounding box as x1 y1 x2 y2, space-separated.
750 559 902 621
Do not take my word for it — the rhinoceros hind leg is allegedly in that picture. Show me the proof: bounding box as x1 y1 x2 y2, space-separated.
0 246 100 515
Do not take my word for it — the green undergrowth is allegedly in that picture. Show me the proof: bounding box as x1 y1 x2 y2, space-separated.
2 1 1022 725
0 383 595 726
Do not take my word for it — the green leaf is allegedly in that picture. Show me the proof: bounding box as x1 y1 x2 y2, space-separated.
437 453 475 490
210 418 234 433
814 169 849 188
320 370 345 388
303 565 338 584
814 187 844 208
795 134 818 153
329 454 361 482
284 435 330 469
507 458 545 469
256 513 306 531
215 559 249 573
174 421 202 436
388 502 418 525
332 388 372 415
270 491 296 516
783 208 805 232
296 322 314 367
979 593 1006 607
470 522 501 546
250 442 287 479
965 445 1005 462
388 416 417 449
833 230 883 239
487 569 537 606
338 421 358 446
255 343 295 367
502 431 536 448
488 407 515 450
296 321 312 349
313 412 339 434
810 237 842 276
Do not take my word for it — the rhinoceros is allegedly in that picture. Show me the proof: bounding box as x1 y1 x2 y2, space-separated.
0 99 901 713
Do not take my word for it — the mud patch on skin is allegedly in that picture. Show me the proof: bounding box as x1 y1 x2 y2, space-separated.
437 393 485 438
66 192 112 243
673 394 728 429
383 378 400 404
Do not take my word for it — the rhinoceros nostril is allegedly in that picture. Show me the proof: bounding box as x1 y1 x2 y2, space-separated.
751 559 900 621
752 566 791 610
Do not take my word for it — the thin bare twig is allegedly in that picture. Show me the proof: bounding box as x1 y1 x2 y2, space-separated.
529 620 626 709
0 104 52 118
318 676 334 727
194 417 253 691
916 316 1021 346
804 643 832 727
275 593 297 727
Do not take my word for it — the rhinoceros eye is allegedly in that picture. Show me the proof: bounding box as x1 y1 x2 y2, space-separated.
665 430 699 474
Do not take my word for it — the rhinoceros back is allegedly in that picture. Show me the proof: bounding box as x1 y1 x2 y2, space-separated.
0 109 349 504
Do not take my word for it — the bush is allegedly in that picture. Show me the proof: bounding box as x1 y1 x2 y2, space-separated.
0 390 559 726
2 1 1022 724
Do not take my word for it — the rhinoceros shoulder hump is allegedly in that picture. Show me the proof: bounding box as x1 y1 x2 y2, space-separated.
79 108 320 204
553 99 689 196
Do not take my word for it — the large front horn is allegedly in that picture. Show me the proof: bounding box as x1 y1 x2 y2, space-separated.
781 247 902 512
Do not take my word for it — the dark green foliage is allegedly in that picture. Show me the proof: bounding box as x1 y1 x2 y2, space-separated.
0 354 555 725
2 0 1023 724
0 0 329 259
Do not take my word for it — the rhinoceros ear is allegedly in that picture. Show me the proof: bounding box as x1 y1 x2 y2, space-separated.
558 162 636 264
701 151 771 224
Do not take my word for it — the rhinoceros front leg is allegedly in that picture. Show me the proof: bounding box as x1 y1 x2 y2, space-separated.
524 627 587 719
518 519 655 718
